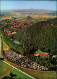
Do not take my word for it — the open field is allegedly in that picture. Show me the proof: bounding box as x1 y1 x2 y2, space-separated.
0 10 56 21
0 60 32 79
0 61 13 79
20 68 56 79
12 69 32 79
4 59 56 79
3 61 34 79
16 65 56 79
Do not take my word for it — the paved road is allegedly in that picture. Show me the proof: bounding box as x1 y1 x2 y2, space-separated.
3 61 35 79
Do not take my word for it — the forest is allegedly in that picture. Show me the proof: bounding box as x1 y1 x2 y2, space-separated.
13 18 57 55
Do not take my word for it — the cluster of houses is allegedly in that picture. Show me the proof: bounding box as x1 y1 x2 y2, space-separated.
11 20 31 28
3 19 32 38
0 21 5 28
4 28 17 37
4 50 48 71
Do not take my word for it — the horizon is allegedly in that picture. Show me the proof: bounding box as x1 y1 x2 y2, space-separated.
1 1 57 11
0 8 56 11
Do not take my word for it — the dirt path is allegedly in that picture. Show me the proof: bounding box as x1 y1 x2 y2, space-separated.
3 61 35 79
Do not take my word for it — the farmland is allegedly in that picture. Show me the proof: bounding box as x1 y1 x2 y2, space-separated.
0 60 33 79
12 69 32 79
4 60 56 79
0 9 56 21
0 61 12 79
18 67 56 79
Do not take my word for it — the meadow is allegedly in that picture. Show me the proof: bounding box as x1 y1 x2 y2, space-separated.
16 66 56 79
5 59 56 79
12 69 32 79
0 61 12 79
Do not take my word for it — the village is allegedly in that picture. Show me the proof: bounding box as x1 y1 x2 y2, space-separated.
3 18 32 37
0 1 57 79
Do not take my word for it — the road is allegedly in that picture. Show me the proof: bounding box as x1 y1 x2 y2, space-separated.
3 61 35 79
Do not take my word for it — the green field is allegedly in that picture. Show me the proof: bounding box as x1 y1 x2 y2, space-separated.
0 61 13 79
5 60 56 79
12 69 32 79
35 49 44 53
18 67 56 79
0 60 32 79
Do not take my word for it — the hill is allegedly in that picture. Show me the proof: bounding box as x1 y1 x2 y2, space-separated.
14 18 57 55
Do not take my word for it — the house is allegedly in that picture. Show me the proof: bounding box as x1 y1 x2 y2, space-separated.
39 53 49 58
41 66 44 70
34 53 39 56
11 32 16 35
34 53 49 58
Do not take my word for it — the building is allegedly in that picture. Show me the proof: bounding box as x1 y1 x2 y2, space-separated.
34 53 49 58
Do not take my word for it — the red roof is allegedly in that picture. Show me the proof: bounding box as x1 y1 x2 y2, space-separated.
34 53 40 56
40 53 48 56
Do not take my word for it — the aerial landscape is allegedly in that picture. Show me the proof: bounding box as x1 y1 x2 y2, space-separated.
0 1 57 79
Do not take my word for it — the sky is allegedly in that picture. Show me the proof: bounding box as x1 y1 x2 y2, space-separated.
0 1 57 11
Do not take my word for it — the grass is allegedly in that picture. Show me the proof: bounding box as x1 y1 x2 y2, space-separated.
0 57 32 79
17 67 56 79
0 37 3 58
4 60 32 79
12 69 32 79
35 49 44 54
0 61 13 79
4 59 32 79
5 59 56 79
3 41 9 50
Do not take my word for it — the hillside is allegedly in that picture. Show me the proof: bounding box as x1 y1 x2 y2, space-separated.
14 18 57 55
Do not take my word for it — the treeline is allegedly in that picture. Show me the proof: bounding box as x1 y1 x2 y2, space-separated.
14 18 57 55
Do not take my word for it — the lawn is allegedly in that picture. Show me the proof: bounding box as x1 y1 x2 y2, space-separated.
12 69 32 79
0 61 13 79
18 67 56 79
35 49 47 54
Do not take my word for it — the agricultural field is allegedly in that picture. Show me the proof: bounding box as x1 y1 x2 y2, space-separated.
12 69 32 79
6 60 56 79
0 60 32 79
17 66 56 79
0 61 12 79
0 9 56 21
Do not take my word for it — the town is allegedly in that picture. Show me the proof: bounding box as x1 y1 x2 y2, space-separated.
0 1 57 79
